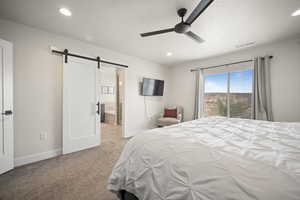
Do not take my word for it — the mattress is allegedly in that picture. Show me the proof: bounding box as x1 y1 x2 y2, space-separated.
108 117 300 200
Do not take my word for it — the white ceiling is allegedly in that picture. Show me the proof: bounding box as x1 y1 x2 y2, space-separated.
0 0 300 66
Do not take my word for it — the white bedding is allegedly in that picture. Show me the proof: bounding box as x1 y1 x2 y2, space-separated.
108 117 300 200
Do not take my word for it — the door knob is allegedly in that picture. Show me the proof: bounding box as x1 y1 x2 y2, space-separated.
2 110 13 116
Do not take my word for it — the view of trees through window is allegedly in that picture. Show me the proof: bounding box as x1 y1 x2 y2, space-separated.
203 69 253 119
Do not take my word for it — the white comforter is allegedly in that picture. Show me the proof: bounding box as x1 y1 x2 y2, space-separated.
108 117 300 200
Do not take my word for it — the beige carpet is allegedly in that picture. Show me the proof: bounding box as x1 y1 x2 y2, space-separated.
0 123 127 200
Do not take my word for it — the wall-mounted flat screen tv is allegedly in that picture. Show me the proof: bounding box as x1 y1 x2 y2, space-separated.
142 78 164 96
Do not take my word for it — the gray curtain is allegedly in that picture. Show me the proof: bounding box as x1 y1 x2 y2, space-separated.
194 69 204 119
252 56 273 121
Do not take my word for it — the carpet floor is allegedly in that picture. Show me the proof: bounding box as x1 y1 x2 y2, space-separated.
0 123 127 200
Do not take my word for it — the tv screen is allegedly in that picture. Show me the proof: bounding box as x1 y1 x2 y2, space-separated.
142 78 164 96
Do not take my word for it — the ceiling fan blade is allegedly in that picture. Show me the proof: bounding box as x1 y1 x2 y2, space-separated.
185 31 204 43
185 0 214 25
140 28 175 37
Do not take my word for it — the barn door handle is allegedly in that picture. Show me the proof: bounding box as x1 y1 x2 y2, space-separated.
2 110 13 116
96 102 100 115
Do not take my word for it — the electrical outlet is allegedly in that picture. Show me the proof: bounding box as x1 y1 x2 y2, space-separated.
40 132 47 140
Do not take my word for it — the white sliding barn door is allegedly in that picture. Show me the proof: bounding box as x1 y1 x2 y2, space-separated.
63 56 100 154
0 39 14 174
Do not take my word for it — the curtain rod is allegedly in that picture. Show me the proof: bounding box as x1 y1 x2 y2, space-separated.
190 56 273 72
51 49 129 69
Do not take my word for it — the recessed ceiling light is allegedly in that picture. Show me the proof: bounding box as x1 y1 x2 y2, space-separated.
166 52 173 56
292 9 300 17
59 8 72 16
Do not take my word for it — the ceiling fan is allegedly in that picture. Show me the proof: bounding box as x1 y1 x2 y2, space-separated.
140 0 214 43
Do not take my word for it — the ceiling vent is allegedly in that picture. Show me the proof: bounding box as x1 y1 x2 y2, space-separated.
236 42 256 49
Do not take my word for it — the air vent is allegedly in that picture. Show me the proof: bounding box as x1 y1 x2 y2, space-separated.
236 42 256 49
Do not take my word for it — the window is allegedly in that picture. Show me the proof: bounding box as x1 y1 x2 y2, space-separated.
203 67 253 119
229 69 253 118
204 72 228 117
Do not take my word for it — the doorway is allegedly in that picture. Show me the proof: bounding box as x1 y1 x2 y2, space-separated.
99 64 125 142
61 50 127 155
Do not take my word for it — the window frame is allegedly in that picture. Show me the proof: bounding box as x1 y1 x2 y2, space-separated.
201 63 254 119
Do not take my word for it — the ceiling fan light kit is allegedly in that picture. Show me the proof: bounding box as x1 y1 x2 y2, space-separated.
140 0 214 44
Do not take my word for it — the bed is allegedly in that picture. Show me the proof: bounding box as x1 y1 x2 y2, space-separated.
108 117 300 200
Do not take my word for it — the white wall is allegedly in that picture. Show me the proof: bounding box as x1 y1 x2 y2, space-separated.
0 19 169 161
167 38 300 122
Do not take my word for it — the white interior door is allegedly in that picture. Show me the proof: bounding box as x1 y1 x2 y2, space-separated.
63 56 100 154
0 39 14 174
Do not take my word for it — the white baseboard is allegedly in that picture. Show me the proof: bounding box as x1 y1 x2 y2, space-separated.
14 148 62 167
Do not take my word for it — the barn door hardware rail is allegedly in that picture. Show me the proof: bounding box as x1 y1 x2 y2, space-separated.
52 49 129 69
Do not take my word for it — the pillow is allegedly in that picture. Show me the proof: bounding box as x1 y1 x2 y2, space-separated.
164 108 177 118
